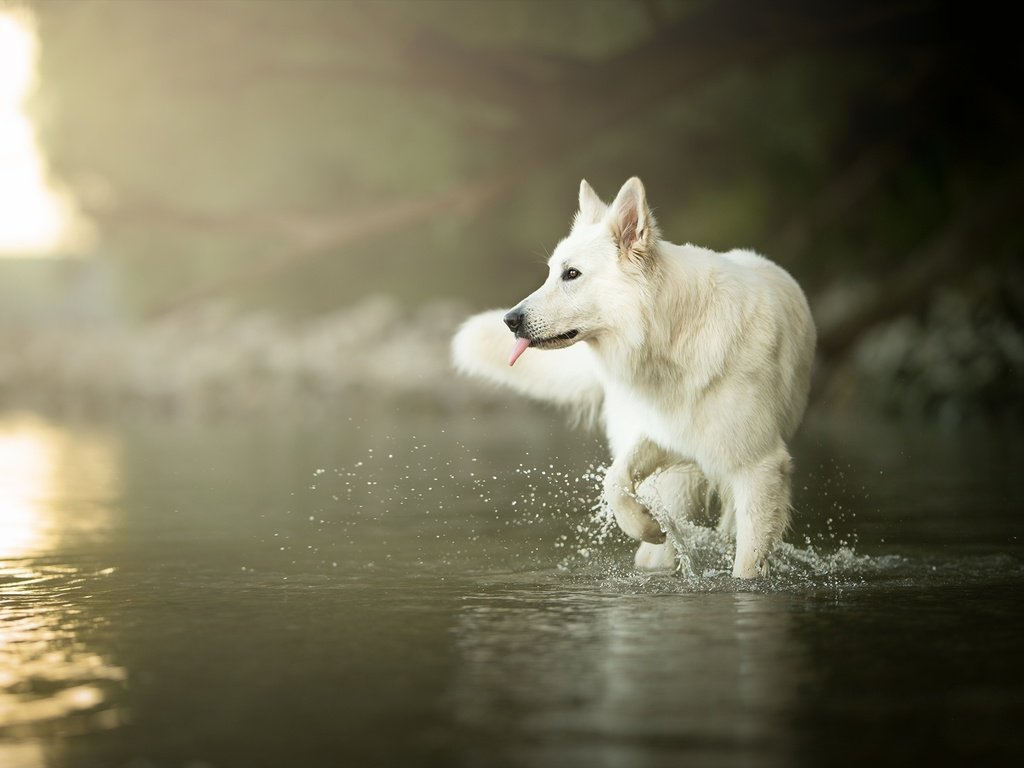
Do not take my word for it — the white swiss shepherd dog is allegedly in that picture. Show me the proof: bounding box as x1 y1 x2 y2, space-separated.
452 177 816 578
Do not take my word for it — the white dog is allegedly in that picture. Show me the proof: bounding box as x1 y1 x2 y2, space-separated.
452 177 815 578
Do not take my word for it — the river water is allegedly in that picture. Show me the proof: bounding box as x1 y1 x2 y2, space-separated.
1 404 1022 767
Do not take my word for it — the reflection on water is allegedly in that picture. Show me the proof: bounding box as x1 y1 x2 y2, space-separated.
0 423 52 558
0 567 126 735
0 415 123 764
0 413 119 559
454 587 798 766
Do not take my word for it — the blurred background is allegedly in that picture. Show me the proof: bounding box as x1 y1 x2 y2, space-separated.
2 4 1024 763
0 0 1022 423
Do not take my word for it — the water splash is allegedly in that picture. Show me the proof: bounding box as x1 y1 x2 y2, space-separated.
276 426 1021 594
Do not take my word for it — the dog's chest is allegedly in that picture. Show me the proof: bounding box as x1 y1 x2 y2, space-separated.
601 379 702 458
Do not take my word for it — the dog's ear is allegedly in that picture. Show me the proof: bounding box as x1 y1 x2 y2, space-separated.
608 177 655 262
573 179 606 229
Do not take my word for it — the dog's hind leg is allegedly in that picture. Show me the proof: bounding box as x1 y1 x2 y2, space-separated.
603 439 668 544
716 484 735 536
634 463 709 572
640 463 710 526
728 445 793 578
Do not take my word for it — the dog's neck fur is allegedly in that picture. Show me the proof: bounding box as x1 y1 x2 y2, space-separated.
587 238 707 392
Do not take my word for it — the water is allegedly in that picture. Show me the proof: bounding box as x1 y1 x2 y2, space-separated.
1 405 1022 767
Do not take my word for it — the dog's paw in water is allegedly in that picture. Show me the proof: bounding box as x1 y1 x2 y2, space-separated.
634 541 678 571
732 548 773 579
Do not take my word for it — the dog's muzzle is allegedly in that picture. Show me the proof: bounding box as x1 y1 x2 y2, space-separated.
503 309 524 335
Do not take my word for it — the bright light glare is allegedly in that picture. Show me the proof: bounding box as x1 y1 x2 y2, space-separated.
0 11 85 256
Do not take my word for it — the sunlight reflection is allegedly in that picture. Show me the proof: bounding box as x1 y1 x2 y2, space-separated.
0 9 90 256
0 413 119 559
0 424 50 557
0 564 127 748
0 414 125 755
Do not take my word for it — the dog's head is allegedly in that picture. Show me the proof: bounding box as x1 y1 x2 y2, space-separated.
505 177 659 365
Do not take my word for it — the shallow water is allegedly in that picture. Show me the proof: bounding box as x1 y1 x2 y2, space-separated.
1 405 1022 767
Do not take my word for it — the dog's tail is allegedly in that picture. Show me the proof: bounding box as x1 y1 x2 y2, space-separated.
451 309 603 426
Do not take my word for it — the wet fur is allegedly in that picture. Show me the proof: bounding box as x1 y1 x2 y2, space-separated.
452 178 816 578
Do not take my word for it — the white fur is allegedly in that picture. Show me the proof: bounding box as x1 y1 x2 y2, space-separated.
452 178 816 578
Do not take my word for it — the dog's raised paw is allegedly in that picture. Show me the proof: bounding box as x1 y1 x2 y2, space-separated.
610 495 666 543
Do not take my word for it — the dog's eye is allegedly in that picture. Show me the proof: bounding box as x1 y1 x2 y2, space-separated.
562 268 581 281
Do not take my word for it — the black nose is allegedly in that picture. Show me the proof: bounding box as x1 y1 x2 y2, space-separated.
503 309 523 334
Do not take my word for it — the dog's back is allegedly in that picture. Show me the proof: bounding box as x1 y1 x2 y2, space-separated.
704 246 816 440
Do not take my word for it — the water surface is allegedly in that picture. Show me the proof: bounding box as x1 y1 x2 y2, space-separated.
1 405 1022 767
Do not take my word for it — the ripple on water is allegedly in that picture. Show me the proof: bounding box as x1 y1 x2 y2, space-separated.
0 562 126 740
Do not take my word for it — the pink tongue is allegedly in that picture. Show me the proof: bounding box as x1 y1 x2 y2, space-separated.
508 337 531 367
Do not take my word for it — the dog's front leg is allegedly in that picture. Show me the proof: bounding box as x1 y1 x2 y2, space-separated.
603 440 666 544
